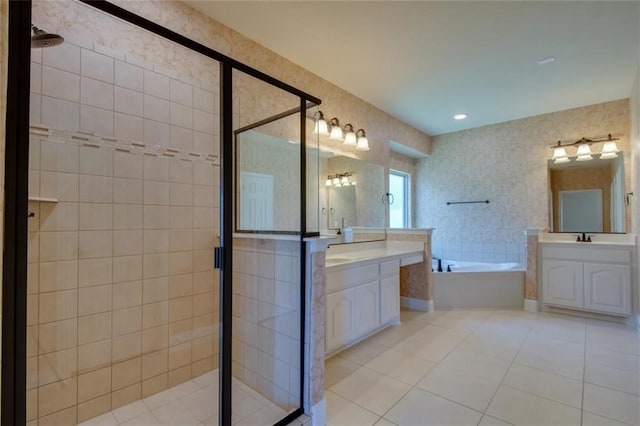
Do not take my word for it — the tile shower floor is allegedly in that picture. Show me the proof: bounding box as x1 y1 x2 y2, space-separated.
326 309 640 426
78 371 308 426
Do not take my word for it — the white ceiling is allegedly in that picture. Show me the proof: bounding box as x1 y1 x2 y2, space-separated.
183 1 639 136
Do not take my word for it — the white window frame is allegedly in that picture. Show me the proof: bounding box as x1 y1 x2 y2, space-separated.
389 169 411 228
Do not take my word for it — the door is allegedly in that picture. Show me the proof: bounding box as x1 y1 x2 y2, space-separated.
584 263 631 315
355 280 381 335
380 275 400 324
542 260 584 308
326 289 358 352
239 171 274 230
559 189 603 232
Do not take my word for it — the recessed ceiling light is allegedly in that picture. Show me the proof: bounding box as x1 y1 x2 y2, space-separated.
537 56 555 66
454 114 467 120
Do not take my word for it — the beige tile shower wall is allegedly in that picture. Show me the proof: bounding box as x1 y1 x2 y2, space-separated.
26 40 220 424
231 237 302 411
32 0 431 172
418 99 631 246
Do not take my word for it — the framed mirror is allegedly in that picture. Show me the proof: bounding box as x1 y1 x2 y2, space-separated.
321 155 386 239
548 153 626 233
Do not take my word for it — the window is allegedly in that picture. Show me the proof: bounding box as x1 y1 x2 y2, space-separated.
389 170 410 228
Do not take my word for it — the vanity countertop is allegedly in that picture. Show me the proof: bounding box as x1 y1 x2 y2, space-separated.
326 241 424 269
538 232 636 247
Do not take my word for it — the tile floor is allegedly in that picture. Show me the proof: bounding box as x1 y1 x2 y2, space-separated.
78 371 308 426
325 309 640 426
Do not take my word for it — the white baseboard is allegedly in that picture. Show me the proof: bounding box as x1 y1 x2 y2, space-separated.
311 398 326 426
523 298 539 313
401 297 434 312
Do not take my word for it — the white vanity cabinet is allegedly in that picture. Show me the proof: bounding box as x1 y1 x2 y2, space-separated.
325 258 400 355
541 243 633 316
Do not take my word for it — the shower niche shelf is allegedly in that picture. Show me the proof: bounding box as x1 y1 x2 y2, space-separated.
28 196 59 203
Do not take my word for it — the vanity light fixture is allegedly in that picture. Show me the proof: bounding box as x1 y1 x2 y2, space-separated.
576 143 593 161
312 110 329 136
600 141 619 159
328 118 344 141
326 173 354 188
549 134 620 163
355 129 370 151
552 147 569 164
343 124 357 146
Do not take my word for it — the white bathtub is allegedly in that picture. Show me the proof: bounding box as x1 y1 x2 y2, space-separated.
433 260 525 309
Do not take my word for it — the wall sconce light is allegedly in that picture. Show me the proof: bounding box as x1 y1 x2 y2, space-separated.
312 111 329 136
575 143 593 161
343 124 357 146
550 134 619 164
328 118 344 141
600 141 619 159
356 129 369 151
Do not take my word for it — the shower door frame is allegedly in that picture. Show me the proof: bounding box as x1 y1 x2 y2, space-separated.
1 1 321 425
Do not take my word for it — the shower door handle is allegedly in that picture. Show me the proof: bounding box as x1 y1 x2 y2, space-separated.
214 246 223 270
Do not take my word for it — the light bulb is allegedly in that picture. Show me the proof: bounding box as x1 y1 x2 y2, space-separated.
576 143 593 161
600 141 618 159
341 176 349 184
325 178 332 186
328 118 344 141
552 147 567 160
343 124 356 146
355 129 369 151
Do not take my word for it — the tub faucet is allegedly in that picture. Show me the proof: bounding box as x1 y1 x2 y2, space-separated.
432 257 443 272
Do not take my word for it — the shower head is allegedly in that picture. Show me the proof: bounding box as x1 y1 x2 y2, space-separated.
31 25 64 48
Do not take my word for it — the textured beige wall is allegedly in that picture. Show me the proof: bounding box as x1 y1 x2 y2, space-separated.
418 99 630 245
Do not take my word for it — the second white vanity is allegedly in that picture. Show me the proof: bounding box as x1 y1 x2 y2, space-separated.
324 240 424 355
539 232 636 316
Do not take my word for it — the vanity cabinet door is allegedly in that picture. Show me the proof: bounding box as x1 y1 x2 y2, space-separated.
326 288 357 352
380 275 399 325
584 263 631 315
355 280 380 336
542 260 584 309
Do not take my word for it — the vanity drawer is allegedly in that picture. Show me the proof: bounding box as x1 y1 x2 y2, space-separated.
380 259 400 277
541 246 631 263
327 263 379 292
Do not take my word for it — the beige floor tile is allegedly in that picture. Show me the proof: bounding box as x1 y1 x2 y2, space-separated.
416 364 499 411
583 383 640 425
585 346 640 374
438 348 511 384
329 367 412 416
233 404 288 426
121 412 160 426
580 411 632 426
457 334 522 362
77 412 119 426
478 414 514 426
502 364 583 408
364 348 437 385
585 362 639 395
151 400 201 426
325 356 361 388
514 347 584 380
338 341 390 366
385 388 482 426
326 391 380 426
486 386 581 426
113 400 151 423
375 418 398 426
